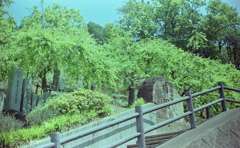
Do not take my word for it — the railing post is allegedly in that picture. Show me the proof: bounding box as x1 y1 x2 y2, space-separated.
50 132 61 148
206 107 210 119
185 91 196 129
218 82 227 112
135 105 146 148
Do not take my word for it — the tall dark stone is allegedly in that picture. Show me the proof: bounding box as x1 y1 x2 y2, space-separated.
128 88 135 106
53 70 60 91
0 91 4 113
21 78 32 113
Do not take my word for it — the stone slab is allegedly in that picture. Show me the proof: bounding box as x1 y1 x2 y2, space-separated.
0 91 4 113
6 68 23 111
31 93 37 110
53 70 60 91
78 75 84 89
59 78 64 90
21 78 32 113
36 95 43 106
43 92 51 102
156 108 240 148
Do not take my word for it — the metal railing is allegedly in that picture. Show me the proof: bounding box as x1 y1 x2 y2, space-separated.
48 82 240 148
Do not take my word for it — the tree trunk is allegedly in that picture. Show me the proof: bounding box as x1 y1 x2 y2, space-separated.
41 72 47 92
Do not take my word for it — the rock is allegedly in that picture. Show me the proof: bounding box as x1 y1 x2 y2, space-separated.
137 77 188 133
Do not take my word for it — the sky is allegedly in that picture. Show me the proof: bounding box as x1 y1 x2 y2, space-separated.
5 0 240 27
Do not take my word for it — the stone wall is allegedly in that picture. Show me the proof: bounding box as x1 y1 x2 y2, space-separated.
157 108 240 148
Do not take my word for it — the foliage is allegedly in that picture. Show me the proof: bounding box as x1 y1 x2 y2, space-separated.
0 89 113 148
0 114 24 133
26 106 59 126
129 98 146 109
87 21 105 44
44 89 113 117
104 37 240 109
0 112 97 148
117 0 157 40
0 0 17 79
11 3 117 91
117 0 240 65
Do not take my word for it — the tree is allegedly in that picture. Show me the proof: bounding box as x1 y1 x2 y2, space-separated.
117 0 240 64
117 0 157 40
13 3 115 90
194 0 240 60
223 26 240 66
0 0 17 79
87 22 105 44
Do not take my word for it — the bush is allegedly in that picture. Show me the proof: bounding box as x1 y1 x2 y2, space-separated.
26 107 59 126
0 114 24 132
45 89 113 117
129 98 146 109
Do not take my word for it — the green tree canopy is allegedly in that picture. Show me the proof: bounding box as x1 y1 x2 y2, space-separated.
0 0 17 79
12 3 116 90
87 22 105 44
117 0 240 65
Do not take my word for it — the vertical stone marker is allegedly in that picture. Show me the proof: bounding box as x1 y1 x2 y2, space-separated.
43 92 51 102
6 68 23 111
31 93 37 110
78 75 84 89
53 70 60 91
60 78 64 91
36 95 43 106
0 91 4 113
21 78 32 113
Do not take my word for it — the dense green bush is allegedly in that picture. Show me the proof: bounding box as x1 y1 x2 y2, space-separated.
129 98 146 109
0 89 114 147
26 107 59 126
0 114 24 132
45 89 113 117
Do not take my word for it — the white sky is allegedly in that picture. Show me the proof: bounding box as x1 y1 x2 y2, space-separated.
5 0 240 27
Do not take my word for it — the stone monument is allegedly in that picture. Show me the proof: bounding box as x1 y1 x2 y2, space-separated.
0 91 4 113
21 78 32 113
53 70 60 91
31 93 37 110
5 68 23 111
78 75 84 89
138 77 188 133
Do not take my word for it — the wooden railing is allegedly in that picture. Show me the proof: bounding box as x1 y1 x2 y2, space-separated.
47 82 240 148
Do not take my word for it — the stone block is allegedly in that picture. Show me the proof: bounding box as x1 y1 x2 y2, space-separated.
0 91 4 113
36 95 43 106
31 93 37 110
53 70 60 91
21 78 32 113
78 75 84 89
60 78 64 90
137 77 187 134
5 68 23 111
43 92 51 102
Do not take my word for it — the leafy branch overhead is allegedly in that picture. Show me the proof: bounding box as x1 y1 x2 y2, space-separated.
0 0 239 101
117 0 240 63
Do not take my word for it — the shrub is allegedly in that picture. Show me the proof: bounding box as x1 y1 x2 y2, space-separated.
0 114 24 132
129 98 146 109
45 89 113 116
26 107 59 126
